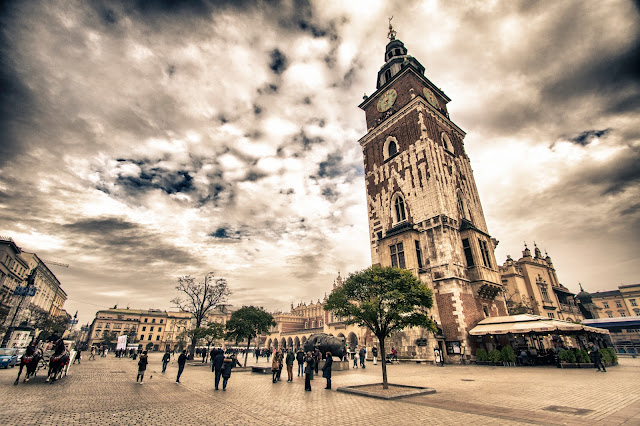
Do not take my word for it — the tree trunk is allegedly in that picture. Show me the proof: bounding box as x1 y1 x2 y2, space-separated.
244 337 251 367
189 335 196 360
379 336 388 389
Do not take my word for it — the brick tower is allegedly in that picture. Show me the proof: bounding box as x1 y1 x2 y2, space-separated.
357 21 507 362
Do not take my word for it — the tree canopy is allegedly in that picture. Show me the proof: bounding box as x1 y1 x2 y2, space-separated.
225 306 275 366
324 265 435 388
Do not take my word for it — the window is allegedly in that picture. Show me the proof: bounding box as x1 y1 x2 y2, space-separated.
152 318 156 323
441 132 454 152
620 311 627 317
615 300 622 308
158 327 162 332
150 327 154 331
606 311 613 318
630 299 637 307
393 195 407 223
547 313 555 319
144 318 148 323
142 326 146 331
415 240 423 269
140 335 145 340
540 285 551 303
105 323 110 328
384 136 399 161
388 140 397 157
479 239 492 268
634 309 640 316
156 336 160 341
148 335 152 340
603 302 609 309
462 238 475 267
160 319 164 323
483 305 489 317
390 242 406 269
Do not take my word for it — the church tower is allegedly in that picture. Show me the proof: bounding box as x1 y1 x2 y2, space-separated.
358 21 507 361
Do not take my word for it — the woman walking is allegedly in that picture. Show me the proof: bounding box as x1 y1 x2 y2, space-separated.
136 351 148 384
221 354 241 391
271 350 281 383
321 351 333 389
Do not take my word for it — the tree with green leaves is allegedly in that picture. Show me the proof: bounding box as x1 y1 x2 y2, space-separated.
324 266 435 389
101 330 118 349
225 306 276 367
125 328 138 343
201 323 226 361
171 272 231 359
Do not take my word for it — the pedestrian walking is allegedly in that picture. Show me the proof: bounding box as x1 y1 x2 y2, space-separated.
321 351 333 389
213 349 225 390
162 350 170 373
271 351 281 383
285 349 295 382
359 346 366 368
176 349 187 383
89 347 95 360
372 345 378 365
296 348 304 377
277 350 284 381
221 354 241 391
589 343 606 372
266 349 271 363
73 349 82 364
352 349 358 368
136 351 148 384
304 352 314 391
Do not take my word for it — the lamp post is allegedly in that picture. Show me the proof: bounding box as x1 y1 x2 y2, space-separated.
1 269 38 348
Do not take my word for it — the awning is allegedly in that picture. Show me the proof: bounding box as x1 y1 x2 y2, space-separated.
469 314 610 336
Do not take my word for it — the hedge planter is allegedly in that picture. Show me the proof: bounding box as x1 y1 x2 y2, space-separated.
475 361 492 366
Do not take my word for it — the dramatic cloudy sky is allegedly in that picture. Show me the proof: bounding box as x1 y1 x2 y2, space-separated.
1 0 638 326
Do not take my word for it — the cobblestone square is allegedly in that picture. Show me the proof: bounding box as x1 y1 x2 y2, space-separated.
0 353 638 425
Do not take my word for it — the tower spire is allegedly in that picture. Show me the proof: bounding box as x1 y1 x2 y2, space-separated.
387 16 397 41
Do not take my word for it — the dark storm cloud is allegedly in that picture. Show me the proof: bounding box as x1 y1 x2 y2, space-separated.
567 129 611 146
292 130 324 151
208 226 244 239
321 185 339 202
316 153 343 178
269 49 287 75
113 163 195 195
63 217 200 266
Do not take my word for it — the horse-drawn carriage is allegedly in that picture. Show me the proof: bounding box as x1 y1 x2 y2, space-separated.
14 339 74 384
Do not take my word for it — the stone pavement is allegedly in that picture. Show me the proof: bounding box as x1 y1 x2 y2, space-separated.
0 353 638 425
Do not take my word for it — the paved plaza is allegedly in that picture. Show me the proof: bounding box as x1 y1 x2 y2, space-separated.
0 353 638 425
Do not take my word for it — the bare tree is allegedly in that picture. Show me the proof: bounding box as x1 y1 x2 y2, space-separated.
171 272 231 359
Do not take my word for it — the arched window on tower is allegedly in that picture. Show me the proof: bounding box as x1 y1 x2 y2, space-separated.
384 69 391 83
441 132 454 153
392 193 407 224
383 136 399 161
388 140 397 157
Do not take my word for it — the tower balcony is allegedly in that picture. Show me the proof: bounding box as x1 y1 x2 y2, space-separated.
471 280 503 300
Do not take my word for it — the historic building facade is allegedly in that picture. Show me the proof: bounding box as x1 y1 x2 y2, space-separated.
590 284 640 318
356 24 506 361
499 243 583 321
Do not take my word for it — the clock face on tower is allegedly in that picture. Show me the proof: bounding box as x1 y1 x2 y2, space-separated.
423 88 438 108
377 89 397 112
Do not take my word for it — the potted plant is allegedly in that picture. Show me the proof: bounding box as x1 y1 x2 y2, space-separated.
576 349 592 367
600 348 618 366
475 348 491 365
488 349 501 365
558 349 578 368
500 346 516 366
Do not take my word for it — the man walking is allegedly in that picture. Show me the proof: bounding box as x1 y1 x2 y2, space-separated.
213 349 225 390
136 351 148 384
589 343 606 372
285 349 295 382
162 350 170 373
359 346 366 368
89 347 95 360
176 350 187 383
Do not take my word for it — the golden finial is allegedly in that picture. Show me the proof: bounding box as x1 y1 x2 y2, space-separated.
387 16 396 41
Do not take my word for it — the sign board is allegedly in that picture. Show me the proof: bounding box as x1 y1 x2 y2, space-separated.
116 335 128 350
446 341 461 354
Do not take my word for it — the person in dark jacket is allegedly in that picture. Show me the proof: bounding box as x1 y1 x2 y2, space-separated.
589 343 606 372
304 352 315 391
137 351 148 384
285 349 295 382
162 350 170 373
176 350 187 383
372 346 378 365
221 354 241 390
321 351 333 389
296 348 305 377
213 350 225 389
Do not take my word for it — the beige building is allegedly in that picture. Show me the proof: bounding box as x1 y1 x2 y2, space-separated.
0 237 29 322
500 243 582 322
590 284 640 318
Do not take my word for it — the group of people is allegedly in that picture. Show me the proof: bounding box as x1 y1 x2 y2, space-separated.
267 347 333 391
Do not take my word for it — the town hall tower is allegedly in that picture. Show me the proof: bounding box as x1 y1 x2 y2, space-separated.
358 22 507 361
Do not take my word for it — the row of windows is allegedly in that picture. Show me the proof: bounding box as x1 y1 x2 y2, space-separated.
601 300 635 309
462 238 493 268
143 318 163 323
389 237 493 272
141 326 161 332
